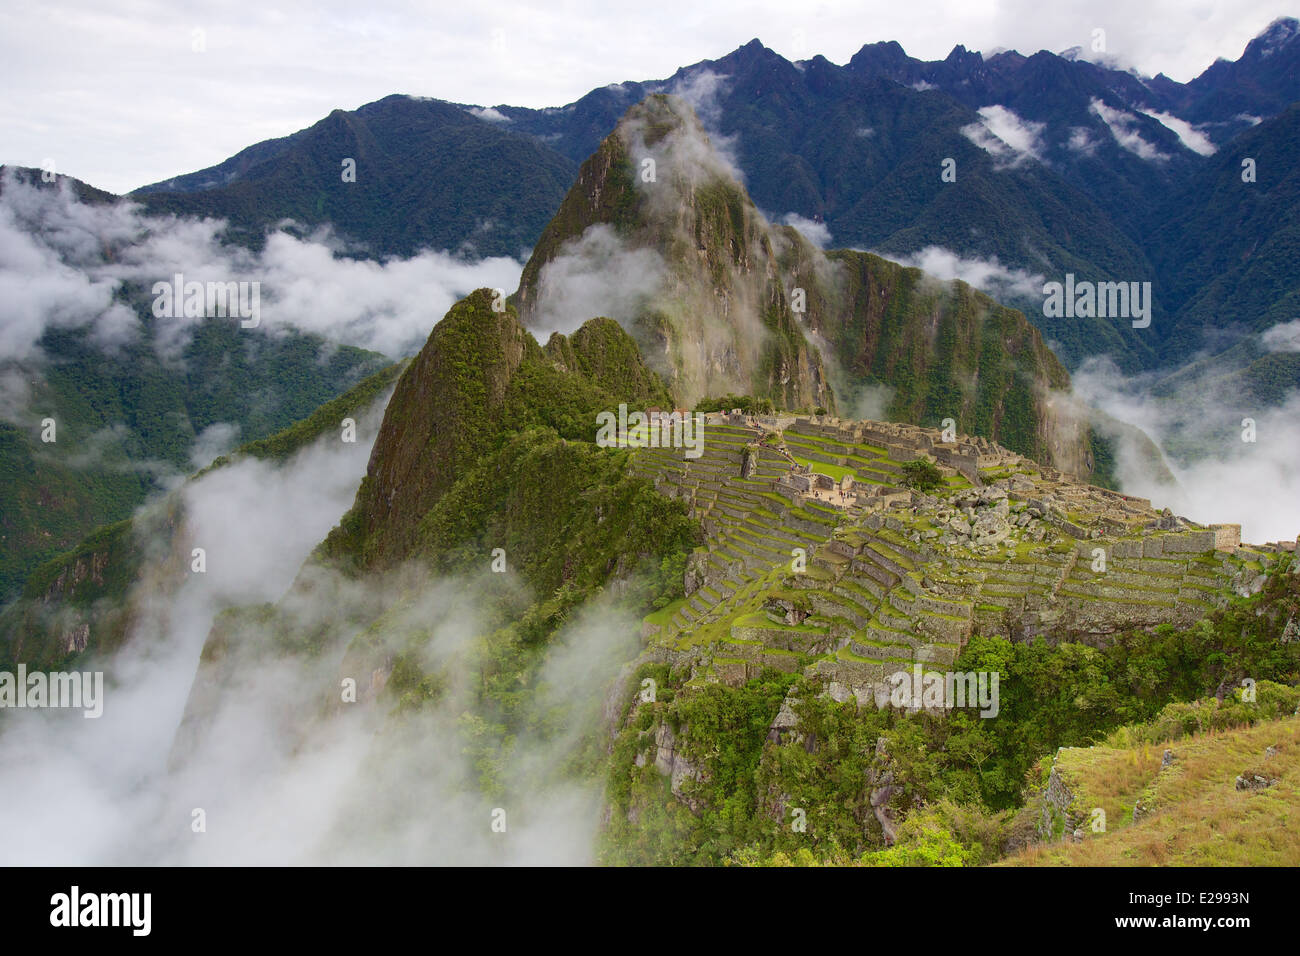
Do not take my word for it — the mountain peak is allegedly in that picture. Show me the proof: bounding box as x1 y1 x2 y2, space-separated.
1248 16 1300 57
515 94 833 410
945 43 983 66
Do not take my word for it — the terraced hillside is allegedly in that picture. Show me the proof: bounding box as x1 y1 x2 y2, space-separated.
631 412 1295 705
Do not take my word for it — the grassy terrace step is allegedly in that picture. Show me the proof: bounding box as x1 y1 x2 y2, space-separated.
1060 579 1185 601
979 581 1049 597
787 563 838 589
913 593 972 617
835 577 884 608
975 565 1044 581
782 434 850 455
739 516 805 543
861 619 923 646
1066 567 1185 586
714 532 765 561
849 638 917 661
805 588 874 628
788 507 836 530
837 644 912 666
875 602 916 632
728 528 791 563
1056 587 1178 608
716 492 776 514
843 571 887 600
871 529 925 563
861 540 916 573
713 542 749 566
851 556 900 589
1178 579 1226 596
813 549 851 569
1065 572 1188 596
743 512 800 541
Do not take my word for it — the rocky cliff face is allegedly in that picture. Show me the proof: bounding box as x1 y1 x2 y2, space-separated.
516 94 834 412
516 94 1100 478
323 290 676 573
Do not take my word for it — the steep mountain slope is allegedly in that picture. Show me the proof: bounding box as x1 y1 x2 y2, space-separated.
320 289 679 573
1007 689 1300 866
1175 17 1300 126
168 289 701 784
1150 102 1300 361
166 281 1293 865
134 96 577 259
0 324 387 606
515 94 1096 475
499 42 1168 370
108 21 1300 379
0 361 403 669
11 271 1295 867
514 94 834 412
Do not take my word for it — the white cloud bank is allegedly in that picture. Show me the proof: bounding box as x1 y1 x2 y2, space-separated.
883 245 1046 299
1073 356 1300 544
1089 98 1170 162
1139 109 1217 156
961 105 1045 167
0 171 524 363
780 213 831 249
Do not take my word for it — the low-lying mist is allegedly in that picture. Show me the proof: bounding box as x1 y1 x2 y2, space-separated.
0 386 637 865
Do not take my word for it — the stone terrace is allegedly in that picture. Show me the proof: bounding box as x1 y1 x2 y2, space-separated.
630 413 1295 704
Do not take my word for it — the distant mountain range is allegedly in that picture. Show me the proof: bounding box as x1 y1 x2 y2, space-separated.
131 18 1300 382
4 19 1299 602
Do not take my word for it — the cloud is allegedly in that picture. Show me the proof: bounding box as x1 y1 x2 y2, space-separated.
526 224 668 339
1089 98 1170 161
1260 319 1300 353
188 422 241 470
523 94 826 407
1139 109 1217 156
0 171 524 363
779 213 831 249
883 245 1045 298
0 389 392 864
669 68 730 125
0 376 649 864
961 105 1045 168
1066 126 1098 156
467 106 510 123
0 178 138 361
1071 355 1300 544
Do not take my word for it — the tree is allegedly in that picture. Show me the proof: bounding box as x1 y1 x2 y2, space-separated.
899 458 944 492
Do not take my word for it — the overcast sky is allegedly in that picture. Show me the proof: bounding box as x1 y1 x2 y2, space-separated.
2 0 1295 194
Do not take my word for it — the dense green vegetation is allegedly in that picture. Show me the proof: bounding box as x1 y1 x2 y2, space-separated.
0 315 387 603
601 560 1300 865
818 249 1073 467
320 290 676 570
0 361 402 669
899 458 944 492
134 96 577 260
234 292 704 803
